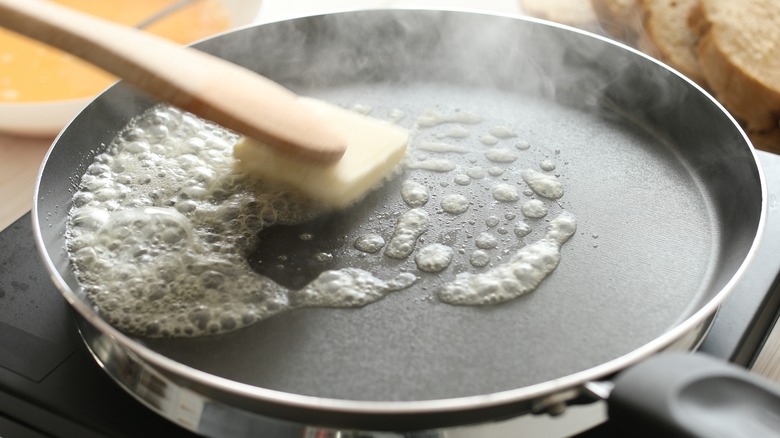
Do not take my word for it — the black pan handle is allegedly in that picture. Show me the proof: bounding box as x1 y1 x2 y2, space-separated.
608 352 780 437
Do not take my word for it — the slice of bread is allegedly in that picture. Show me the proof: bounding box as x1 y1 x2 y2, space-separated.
638 0 706 86
520 0 599 31
693 0 780 132
591 0 705 86
582 0 780 151
590 0 643 42
748 129 780 154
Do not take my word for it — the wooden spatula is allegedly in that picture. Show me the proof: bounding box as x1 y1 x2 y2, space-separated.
0 0 349 163
0 0 409 208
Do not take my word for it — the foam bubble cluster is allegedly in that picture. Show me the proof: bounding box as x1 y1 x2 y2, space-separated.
522 169 564 199
67 105 400 338
384 208 430 259
68 99 580 339
438 212 576 305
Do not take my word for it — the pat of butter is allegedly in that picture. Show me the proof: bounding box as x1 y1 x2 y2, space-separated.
234 98 408 209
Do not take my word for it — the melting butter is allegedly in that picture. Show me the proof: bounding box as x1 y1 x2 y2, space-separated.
416 109 482 128
67 101 582 338
438 212 576 305
492 183 520 203
415 243 455 273
354 234 386 253
406 159 457 172
485 147 518 163
436 125 470 139
384 208 429 259
440 194 470 215
401 180 429 207
479 135 499 146
416 141 470 154
522 169 564 199
489 125 517 139
66 105 405 339
521 199 549 218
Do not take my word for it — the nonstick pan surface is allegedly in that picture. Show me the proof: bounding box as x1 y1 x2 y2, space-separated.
33 9 764 430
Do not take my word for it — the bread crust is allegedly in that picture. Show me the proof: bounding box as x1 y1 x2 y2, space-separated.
578 0 780 150
639 0 706 86
695 0 780 132
590 0 643 40
748 129 780 154
520 0 599 30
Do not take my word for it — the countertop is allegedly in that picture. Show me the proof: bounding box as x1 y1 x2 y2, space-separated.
2 0 779 388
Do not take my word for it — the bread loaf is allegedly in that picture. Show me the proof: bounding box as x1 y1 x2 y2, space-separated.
747 127 780 154
592 0 705 86
520 0 599 31
693 0 780 133
590 0 643 42
592 0 780 151
638 0 706 86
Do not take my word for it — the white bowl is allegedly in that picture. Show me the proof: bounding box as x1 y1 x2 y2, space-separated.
0 99 94 137
0 0 263 137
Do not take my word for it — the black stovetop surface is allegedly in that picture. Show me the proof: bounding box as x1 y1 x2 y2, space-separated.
0 216 196 437
1 150 779 437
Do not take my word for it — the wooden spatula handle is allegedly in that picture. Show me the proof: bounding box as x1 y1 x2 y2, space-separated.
0 0 346 164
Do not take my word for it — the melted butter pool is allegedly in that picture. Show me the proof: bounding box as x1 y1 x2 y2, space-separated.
68 99 578 339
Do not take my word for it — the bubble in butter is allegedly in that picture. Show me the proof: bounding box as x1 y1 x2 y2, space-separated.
522 169 564 199
415 243 454 273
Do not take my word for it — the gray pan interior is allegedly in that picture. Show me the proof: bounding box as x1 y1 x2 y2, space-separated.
35 10 762 404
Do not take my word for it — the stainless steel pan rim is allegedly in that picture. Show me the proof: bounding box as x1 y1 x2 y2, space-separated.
30 8 768 432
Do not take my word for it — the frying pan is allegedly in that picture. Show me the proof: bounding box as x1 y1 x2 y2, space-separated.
31 9 772 437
